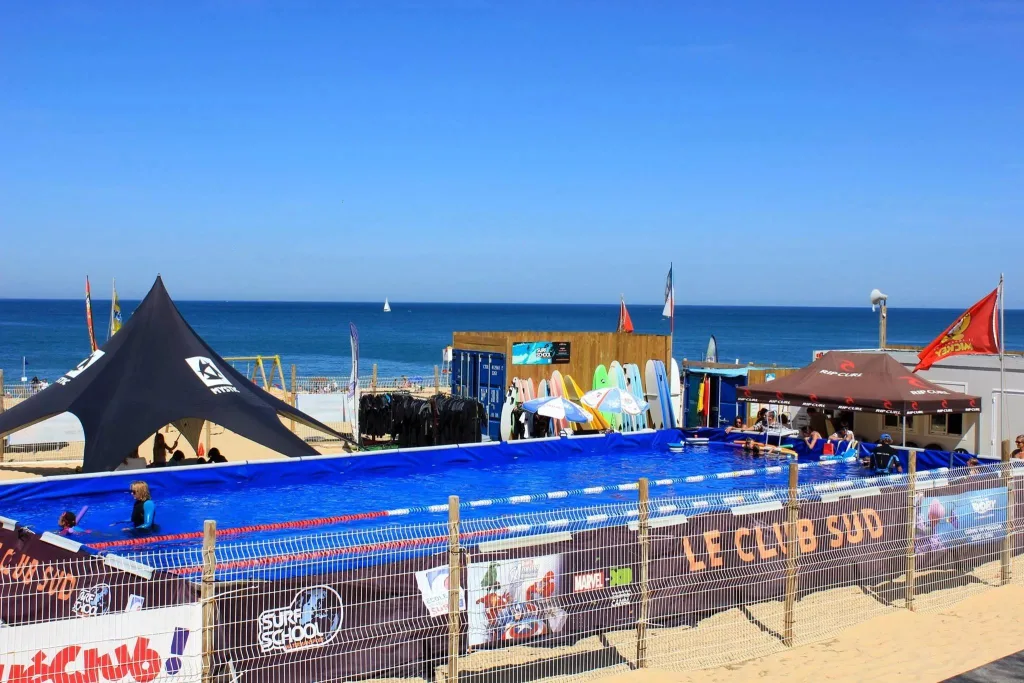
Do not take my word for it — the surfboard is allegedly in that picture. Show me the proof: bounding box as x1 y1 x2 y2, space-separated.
525 378 536 401
608 361 627 432
549 371 568 433
538 379 550 398
670 359 683 428
644 360 663 429
564 374 608 430
592 364 613 425
705 335 718 363
500 388 514 441
626 363 649 429
654 360 672 429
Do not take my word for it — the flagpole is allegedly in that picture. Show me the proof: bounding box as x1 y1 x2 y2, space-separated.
999 274 1006 453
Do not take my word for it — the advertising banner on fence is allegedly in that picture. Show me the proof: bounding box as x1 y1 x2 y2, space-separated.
0 603 202 683
0 527 196 628
914 487 1007 555
414 564 465 618
215 562 438 683
467 554 567 646
511 342 570 365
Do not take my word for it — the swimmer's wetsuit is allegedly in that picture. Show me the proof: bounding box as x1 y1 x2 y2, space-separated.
131 500 156 531
871 444 901 474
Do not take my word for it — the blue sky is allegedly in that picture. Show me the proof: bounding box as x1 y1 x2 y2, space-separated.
1 1 1021 307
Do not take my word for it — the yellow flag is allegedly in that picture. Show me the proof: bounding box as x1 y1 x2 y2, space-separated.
110 283 123 337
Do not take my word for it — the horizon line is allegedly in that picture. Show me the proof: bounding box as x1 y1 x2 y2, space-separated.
1 297 1021 312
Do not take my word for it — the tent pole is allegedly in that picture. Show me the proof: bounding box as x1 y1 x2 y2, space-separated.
902 414 907 447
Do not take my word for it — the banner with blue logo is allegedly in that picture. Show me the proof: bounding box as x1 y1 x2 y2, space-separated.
914 486 1007 555
511 342 570 365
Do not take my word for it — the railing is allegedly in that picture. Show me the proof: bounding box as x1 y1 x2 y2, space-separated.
2 458 1019 682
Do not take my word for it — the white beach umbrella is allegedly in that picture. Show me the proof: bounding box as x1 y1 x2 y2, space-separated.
521 396 591 423
581 387 648 416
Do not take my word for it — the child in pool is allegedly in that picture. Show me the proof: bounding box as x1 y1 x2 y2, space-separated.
58 510 88 536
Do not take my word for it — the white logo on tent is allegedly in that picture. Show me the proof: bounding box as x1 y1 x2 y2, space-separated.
185 356 239 394
56 350 106 386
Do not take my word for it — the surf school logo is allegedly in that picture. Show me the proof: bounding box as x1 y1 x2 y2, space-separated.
185 356 239 395
258 586 344 653
72 582 111 617
56 350 106 386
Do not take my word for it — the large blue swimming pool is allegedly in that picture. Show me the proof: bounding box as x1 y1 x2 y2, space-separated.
0 432 875 558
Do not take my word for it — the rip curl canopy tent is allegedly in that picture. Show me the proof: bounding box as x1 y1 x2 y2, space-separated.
0 276 348 472
737 351 982 417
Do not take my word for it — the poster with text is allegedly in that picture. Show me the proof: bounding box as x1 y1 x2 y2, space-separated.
511 342 570 365
914 487 1007 555
0 604 202 683
467 554 566 646
414 565 466 618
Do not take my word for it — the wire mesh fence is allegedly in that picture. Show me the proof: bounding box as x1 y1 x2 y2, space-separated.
2 459 1021 682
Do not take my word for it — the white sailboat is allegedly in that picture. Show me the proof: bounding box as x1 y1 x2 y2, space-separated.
383 298 391 313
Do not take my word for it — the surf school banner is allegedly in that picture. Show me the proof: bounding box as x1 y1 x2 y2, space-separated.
511 342 571 365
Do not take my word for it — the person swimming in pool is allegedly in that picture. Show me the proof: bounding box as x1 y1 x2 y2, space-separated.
742 437 762 457
126 480 157 533
58 510 88 536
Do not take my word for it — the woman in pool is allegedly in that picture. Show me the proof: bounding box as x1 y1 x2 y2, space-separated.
127 480 156 532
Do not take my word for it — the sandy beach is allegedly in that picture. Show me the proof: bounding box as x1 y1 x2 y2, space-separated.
597 584 1024 683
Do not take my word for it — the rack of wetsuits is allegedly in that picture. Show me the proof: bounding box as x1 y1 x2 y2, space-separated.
357 393 486 447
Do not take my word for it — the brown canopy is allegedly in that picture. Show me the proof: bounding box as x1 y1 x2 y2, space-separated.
737 352 982 416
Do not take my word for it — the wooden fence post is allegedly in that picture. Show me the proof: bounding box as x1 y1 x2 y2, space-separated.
448 496 461 683
201 520 217 683
371 364 378 394
783 461 800 646
0 369 5 463
1002 439 1014 585
906 450 917 611
289 364 297 433
636 477 650 668
434 365 441 394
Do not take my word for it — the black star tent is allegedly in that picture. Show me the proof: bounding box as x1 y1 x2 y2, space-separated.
0 276 348 472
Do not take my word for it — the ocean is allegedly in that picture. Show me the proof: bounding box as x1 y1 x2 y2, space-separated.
1 299 1021 383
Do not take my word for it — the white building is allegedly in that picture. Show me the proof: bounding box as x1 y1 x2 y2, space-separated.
815 348 1024 457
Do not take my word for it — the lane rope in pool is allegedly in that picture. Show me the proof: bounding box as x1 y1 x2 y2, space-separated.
87 455 862 551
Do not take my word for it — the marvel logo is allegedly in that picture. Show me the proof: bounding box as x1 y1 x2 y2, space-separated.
573 572 604 593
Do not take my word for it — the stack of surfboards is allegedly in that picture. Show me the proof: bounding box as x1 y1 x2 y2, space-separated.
644 360 682 430
497 356 683 442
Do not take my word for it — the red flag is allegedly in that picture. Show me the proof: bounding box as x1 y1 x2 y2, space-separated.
914 287 999 372
85 276 98 353
617 297 634 333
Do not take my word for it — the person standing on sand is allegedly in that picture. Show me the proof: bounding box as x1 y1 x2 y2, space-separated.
151 432 178 467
